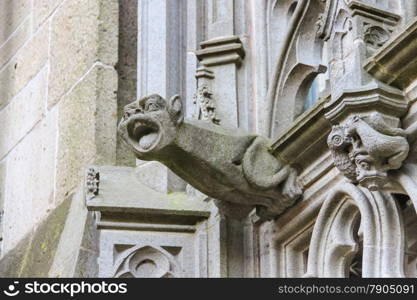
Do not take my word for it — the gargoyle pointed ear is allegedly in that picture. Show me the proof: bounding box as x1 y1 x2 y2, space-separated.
168 94 184 125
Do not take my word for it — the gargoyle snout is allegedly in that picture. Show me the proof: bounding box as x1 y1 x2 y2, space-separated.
123 104 144 121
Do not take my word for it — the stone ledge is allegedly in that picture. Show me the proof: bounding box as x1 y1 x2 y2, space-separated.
85 166 211 220
271 97 330 165
364 17 417 89
196 35 245 67
324 82 407 123
348 0 401 25
0 196 71 277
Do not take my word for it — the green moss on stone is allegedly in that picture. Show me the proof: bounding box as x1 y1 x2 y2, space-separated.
0 196 71 277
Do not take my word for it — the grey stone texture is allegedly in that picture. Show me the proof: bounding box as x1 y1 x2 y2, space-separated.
0 196 71 277
55 65 117 203
112 0 417 278
0 22 49 110
0 0 31 46
2 0 417 279
0 0 118 262
116 0 138 167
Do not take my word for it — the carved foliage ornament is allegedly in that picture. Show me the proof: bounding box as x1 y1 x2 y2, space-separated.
85 168 100 201
113 245 180 278
364 25 390 48
193 85 220 124
363 23 391 56
327 114 409 191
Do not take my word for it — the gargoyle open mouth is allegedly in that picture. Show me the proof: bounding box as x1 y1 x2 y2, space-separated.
126 116 161 152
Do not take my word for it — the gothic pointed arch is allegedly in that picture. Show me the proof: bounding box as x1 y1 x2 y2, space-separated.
392 164 417 214
265 0 327 137
305 181 405 277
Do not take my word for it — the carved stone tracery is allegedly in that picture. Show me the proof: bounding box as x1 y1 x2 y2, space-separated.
306 182 405 278
113 245 181 278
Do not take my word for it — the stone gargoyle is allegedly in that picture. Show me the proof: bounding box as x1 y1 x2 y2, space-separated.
327 113 409 191
118 94 303 220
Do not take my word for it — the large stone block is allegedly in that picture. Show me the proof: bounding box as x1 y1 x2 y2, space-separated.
55 65 117 204
84 166 213 278
33 0 64 29
0 66 47 160
135 162 187 193
49 0 118 107
0 161 6 253
2 109 58 253
49 189 97 277
0 0 31 46
134 162 170 193
0 197 71 277
0 17 31 70
0 23 49 110
98 0 119 67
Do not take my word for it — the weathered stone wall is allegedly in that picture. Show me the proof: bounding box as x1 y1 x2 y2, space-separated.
0 0 118 258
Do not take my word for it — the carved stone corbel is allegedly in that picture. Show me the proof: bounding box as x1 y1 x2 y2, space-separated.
327 113 409 191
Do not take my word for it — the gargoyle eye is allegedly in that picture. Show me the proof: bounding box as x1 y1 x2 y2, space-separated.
145 102 161 112
357 161 370 170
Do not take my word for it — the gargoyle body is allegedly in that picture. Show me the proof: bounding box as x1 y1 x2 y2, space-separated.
118 94 303 220
328 114 409 191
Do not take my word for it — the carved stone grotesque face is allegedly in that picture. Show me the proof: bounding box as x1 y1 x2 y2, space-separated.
118 94 183 160
328 114 409 191
352 153 386 191
344 116 388 190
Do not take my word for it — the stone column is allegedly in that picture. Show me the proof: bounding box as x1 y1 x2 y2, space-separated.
195 1 245 128
193 0 247 278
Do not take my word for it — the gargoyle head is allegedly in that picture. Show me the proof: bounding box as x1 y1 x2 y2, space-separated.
353 153 387 191
118 94 183 160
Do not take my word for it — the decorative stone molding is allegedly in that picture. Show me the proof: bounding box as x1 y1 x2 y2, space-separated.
193 67 219 124
316 0 400 101
113 245 181 278
85 166 214 277
391 164 417 215
265 0 324 137
364 18 417 94
271 97 333 189
327 114 409 190
348 1 400 59
363 24 390 47
118 94 303 220
316 0 400 44
195 37 244 128
195 36 245 67
324 83 407 123
85 168 100 201
316 0 337 41
348 1 400 26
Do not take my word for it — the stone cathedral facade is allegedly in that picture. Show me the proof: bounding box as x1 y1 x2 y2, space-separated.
1 0 417 278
